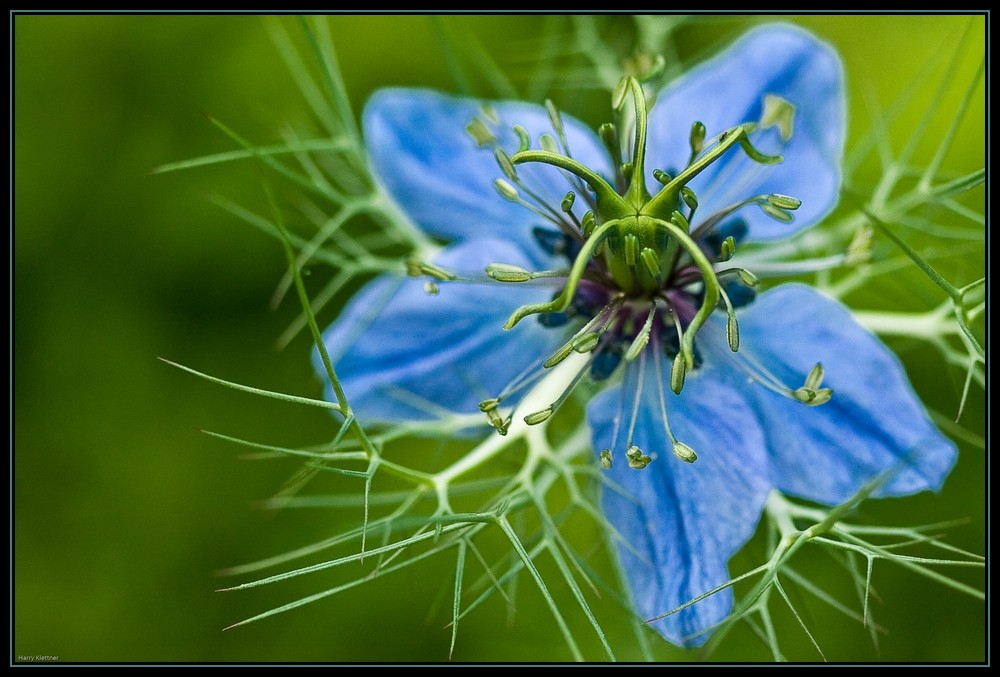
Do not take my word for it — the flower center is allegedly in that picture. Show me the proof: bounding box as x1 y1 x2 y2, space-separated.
425 76 832 462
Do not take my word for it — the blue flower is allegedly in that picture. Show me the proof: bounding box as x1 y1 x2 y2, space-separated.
318 24 956 647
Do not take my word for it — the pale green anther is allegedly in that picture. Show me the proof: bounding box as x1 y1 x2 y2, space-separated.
690 121 706 155
494 178 519 201
623 233 640 267
621 162 634 183
846 225 874 265
572 332 601 354
599 449 613 470
761 93 796 142
612 77 629 110
759 201 794 223
738 269 759 287
481 104 500 125
478 398 500 412
513 124 531 153
626 445 651 469
406 256 457 281
543 342 575 369
672 441 698 463
625 305 656 362
793 387 833 406
671 210 690 232
494 415 512 436
640 247 661 279
670 352 687 394
599 122 617 145
652 168 671 185
805 362 825 390
581 210 596 235
466 118 495 147
561 192 576 213
768 193 802 210
720 236 737 261
423 281 439 295
523 407 554 426
545 99 564 136
493 147 517 180
681 186 698 212
726 312 740 352
540 134 559 154
486 263 533 283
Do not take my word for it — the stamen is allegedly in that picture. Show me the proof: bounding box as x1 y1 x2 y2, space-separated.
720 236 737 261
599 449 614 469
760 93 796 142
640 247 661 279
598 122 626 191
624 302 657 362
405 256 458 281
466 118 496 147
485 263 568 283
718 287 741 352
512 124 531 153
504 219 623 329
688 120 706 166
542 297 624 368
681 186 699 223
645 123 782 217
523 351 597 426
650 217 720 385
623 234 639 267
540 134 560 154
652 350 698 464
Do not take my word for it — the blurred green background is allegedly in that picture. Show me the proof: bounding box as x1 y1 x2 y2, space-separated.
14 14 984 663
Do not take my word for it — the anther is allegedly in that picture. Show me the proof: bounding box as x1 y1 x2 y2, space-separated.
561 192 576 213
493 148 517 180
406 256 457 281
494 178 519 202
599 449 613 470
540 134 559 154
720 236 737 261
689 120 706 161
738 269 759 287
512 124 531 153
760 93 796 142
523 406 554 426
804 362 824 390
626 444 652 469
672 441 698 463
652 168 671 185
670 352 687 394
465 118 495 147
423 281 439 295
625 304 657 362
640 247 661 279
485 263 533 283
572 332 601 354
624 234 639 267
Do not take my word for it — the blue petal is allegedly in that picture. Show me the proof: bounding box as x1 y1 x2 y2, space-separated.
364 88 612 252
316 237 565 425
645 24 845 240
697 283 957 503
586 358 772 647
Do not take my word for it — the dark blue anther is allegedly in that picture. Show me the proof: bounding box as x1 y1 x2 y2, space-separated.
590 346 623 381
532 226 571 257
